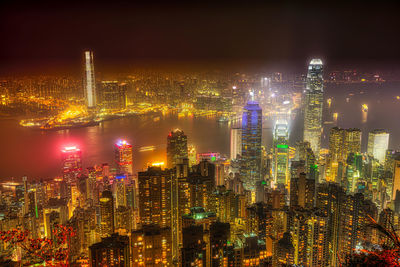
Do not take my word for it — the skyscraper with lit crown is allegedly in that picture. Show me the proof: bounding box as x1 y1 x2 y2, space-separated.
303 59 324 156
61 146 82 184
84 50 96 108
273 120 289 186
240 100 262 190
115 140 133 175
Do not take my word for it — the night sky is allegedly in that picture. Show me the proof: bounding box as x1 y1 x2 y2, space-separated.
1 1 400 73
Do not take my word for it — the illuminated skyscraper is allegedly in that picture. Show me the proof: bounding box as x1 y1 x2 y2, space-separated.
138 166 171 228
240 101 262 190
343 128 362 159
115 140 133 175
61 146 82 184
131 225 172 266
391 159 400 200
171 159 191 264
329 127 345 163
188 144 197 167
167 129 188 168
303 59 324 156
84 51 96 108
273 120 289 186
100 190 114 238
89 234 129 267
367 129 390 163
114 175 127 208
230 127 242 160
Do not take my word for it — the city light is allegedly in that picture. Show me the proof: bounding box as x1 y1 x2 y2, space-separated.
1 4 399 266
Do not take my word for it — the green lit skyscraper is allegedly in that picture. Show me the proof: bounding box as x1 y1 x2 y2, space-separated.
303 59 324 156
240 101 262 190
273 120 289 186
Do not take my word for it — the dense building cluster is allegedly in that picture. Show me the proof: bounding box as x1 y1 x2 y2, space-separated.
1 58 399 267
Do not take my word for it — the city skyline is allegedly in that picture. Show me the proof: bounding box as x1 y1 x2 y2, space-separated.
1 1 400 266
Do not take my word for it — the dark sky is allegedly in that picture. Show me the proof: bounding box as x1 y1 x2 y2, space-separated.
1 1 400 73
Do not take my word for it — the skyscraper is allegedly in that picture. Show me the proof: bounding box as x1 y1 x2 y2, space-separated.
89 234 130 267
84 51 96 108
114 140 133 175
303 59 324 156
273 120 289 186
167 129 188 168
230 127 242 160
367 129 390 163
100 190 114 238
240 101 262 190
61 146 82 184
343 128 362 159
138 166 171 228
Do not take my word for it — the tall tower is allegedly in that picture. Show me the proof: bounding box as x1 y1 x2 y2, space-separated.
100 190 114 238
240 101 262 190
115 140 133 175
167 129 188 168
84 51 96 108
230 127 242 160
61 146 82 184
273 120 289 186
367 129 390 163
303 59 324 156
23 176 29 215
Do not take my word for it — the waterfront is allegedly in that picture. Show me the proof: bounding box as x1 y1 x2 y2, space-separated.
1 82 400 181
0 113 276 181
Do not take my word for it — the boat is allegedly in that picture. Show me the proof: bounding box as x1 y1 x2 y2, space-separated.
362 104 368 112
40 120 100 131
217 116 229 123
139 146 156 152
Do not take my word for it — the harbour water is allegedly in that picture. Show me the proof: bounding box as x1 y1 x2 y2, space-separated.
0 82 400 181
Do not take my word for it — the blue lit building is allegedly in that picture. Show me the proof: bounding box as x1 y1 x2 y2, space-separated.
240 101 262 190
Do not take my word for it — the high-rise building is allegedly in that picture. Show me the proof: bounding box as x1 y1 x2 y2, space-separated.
171 159 191 264
188 144 197 166
131 225 172 266
100 190 114 238
391 159 400 200
89 234 129 267
303 59 324 156
100 81 127 111
240 101 262 190
290 172 315 209
367 129 390 163
23 176 29 215
138 166 171 228
328 127 361 182
273 120 289 186
114 175 127 208
84 51 96 108
343 128 362 158
329 127 345 163
114 140 133 175
167 129 188 168
61 146 82 184
230 127 242 160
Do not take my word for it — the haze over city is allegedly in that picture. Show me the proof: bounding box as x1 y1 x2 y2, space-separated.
1 1 400 266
